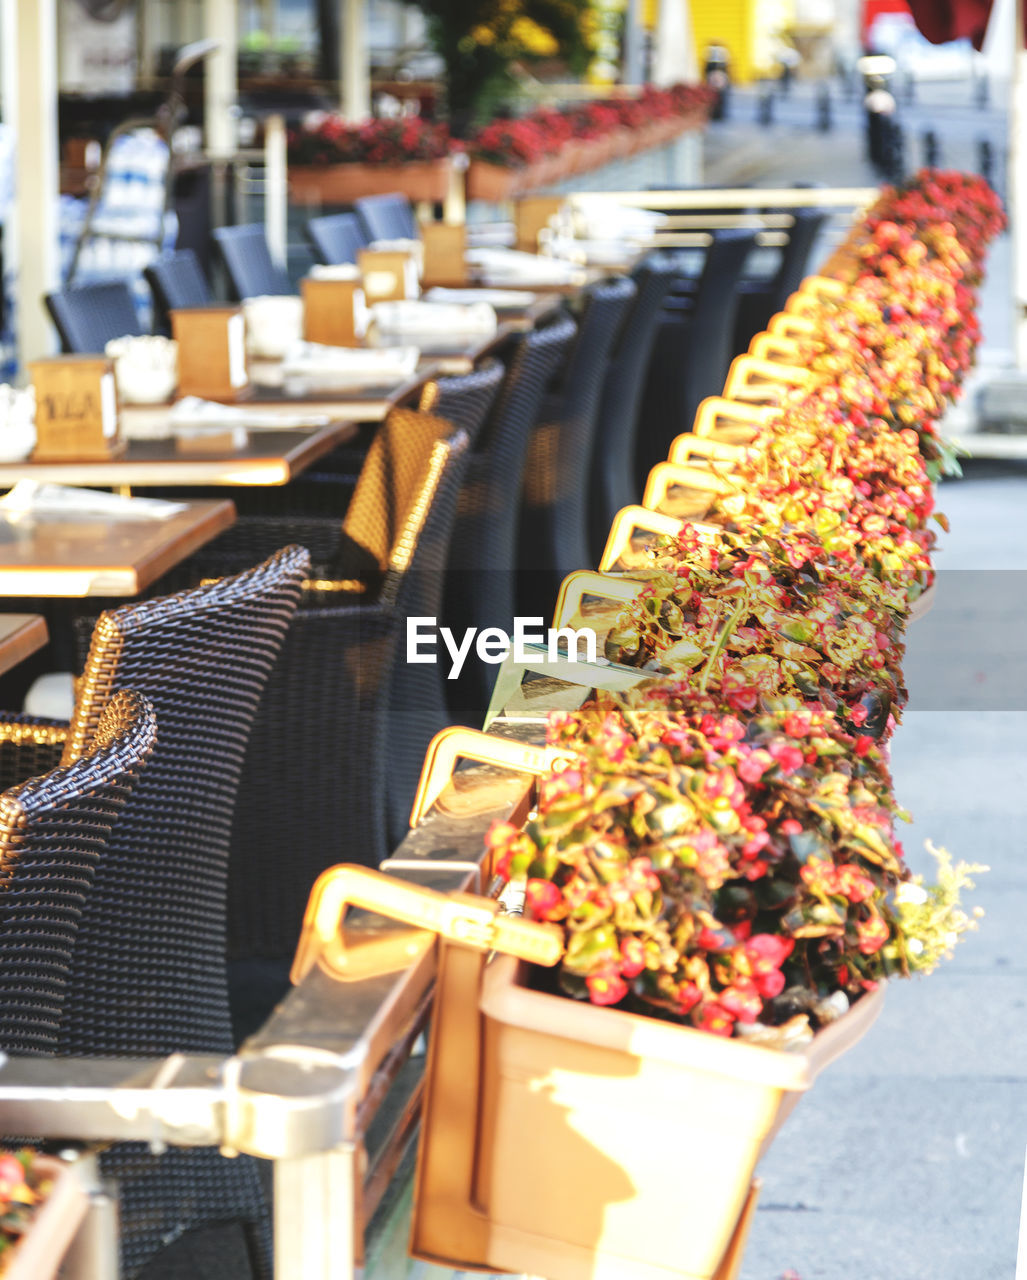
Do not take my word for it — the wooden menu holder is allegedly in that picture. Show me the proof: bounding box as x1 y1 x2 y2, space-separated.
358 248 418 305
514 196 564 252
29 355 124 462
301 277 363 347
170 306 249 401
421 222 468 287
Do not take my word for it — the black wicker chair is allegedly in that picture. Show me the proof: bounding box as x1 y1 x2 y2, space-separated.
305 212 367 265
144 248 213 332
44 280 143 353
588 257 679 564
212 224 292 300
0 689 156 1056
353 193 418 242
175 412 471 1032
635 227 759 488
731 207 829 354
517 277 636 621
0 546 309 1280
443 315 577 726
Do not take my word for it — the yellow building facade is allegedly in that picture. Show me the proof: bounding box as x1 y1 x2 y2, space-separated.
687 0 797 83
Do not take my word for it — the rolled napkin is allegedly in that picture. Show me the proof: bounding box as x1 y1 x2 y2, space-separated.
243 295 304 359
0 480 186 521
569 196 667 241
0 384 36 463
106 334 179 405
423 286 536 308
465 247 585 286
168 396 332 430
280 342 420 386
369 299 498 341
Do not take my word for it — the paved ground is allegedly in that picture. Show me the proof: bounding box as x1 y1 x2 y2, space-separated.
703 76 1027 1280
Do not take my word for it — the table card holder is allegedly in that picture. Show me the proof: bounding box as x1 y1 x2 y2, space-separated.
301 277 365 347
514 196 565 253
421 222 468 287
358 248 419 305
170 306 250 401
29 355 124 462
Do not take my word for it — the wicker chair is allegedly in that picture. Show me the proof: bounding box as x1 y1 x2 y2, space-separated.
175 413 470 1029
731 207 829 354
212 224 292 300
0 689 156 1056
517 277 637 621
144 248 213 332
353 193 418 242
1 546 309 1280
443 315 577 726
635 228 759 488
588 257 680 565
305 212 367 265
44 280 143 353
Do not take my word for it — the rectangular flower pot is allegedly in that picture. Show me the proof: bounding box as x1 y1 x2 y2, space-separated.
468 954 884 1280
289 160 451 206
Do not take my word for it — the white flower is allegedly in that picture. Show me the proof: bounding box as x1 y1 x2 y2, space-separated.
895 882 928 906
907 938 924 956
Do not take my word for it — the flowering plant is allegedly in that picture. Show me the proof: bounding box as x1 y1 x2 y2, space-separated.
0 1150 58 1273
288 116 453 167
489 685 983 1045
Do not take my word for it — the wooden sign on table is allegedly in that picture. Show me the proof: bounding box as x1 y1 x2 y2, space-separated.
29 355 123 462
421 223 468 287
358 249 419 304
302 277 364 347
514 197 564 253
171 306 250 401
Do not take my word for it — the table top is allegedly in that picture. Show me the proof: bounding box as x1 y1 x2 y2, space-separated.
0 613 48 676
0 499 236 597
0 422 358 490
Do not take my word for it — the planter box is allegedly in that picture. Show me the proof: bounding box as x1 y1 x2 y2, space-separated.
289 160 452 206
471 955 884 1280
413 937 884 1280
4 1155 89 1280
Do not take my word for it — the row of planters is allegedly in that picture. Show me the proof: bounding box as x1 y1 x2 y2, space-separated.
286 82 713 205
417 171 1002 1278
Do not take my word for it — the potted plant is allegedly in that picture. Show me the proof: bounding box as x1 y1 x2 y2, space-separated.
287 117 455 205
0 1150 88 1279
467 685 982 1279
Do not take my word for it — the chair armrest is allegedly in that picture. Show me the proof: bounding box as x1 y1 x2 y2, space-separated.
0 717 70 792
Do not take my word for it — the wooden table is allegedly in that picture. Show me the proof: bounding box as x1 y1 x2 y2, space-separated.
0 499 236 596
0 613 48 675
0 424 359 491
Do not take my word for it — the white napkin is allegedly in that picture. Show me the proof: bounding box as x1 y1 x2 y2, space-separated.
465 247 584 286
0 481 186 521
168 396 332 430
243 295 304 359
105 334 179 405
308 263 361 282
0 385 36 462
370 300 497 341
569 197 667 241
423 286 536 308
280 342 420 385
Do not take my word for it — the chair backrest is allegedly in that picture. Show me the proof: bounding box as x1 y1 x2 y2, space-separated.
770 206 829 305
353 193 418 242
418 357 505 443
305 211 367 265
59 543 309 1055
0 689 155 1056
443 315 577 724
589 257 680 563
44 281 143 353
519 277 637 614
144 248 212 330
212 223 292 300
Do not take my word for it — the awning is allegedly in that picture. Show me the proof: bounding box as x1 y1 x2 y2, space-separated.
904 0 1011 50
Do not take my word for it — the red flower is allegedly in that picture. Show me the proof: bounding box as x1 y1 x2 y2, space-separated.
586 970 629 1006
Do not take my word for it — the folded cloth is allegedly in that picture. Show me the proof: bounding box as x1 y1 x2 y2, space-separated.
0 480 186 521
465 247 584 286
168 396 332 430
370 299 498 340
243 295 304 359
280 342 420 385
423 286 536 308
